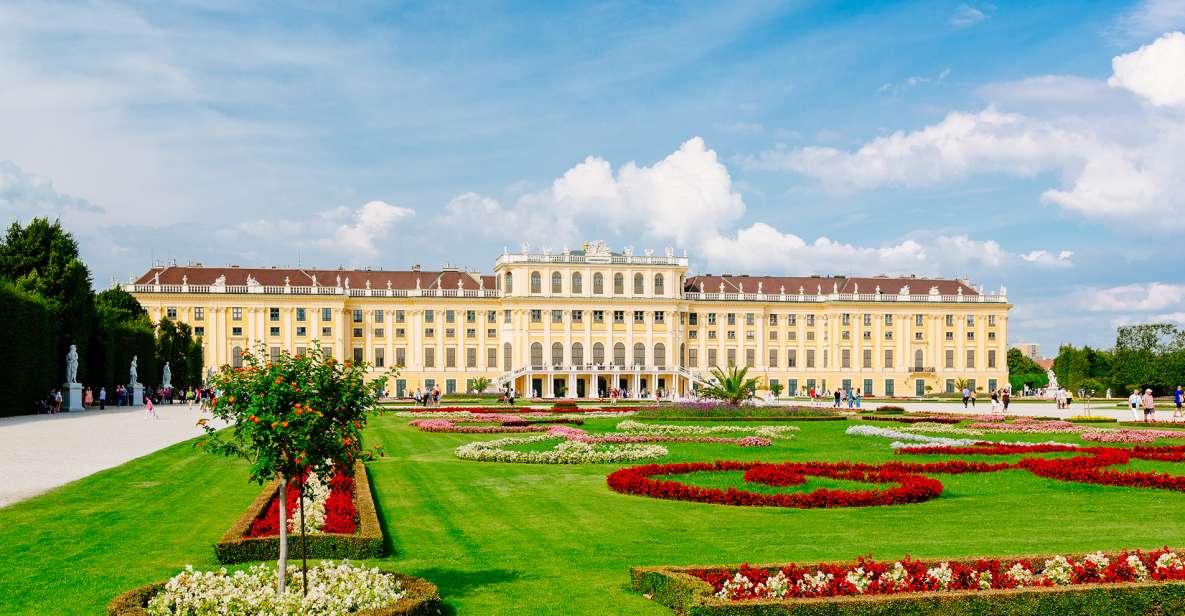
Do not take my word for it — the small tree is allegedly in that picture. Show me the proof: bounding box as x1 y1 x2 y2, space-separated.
199 343 388 593
699 366 759 406
769 382 784 398
471 376 491 394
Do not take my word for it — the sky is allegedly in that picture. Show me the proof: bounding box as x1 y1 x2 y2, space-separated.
2 0 1185 355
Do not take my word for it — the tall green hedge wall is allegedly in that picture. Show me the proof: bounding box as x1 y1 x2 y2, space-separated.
0 282 58 416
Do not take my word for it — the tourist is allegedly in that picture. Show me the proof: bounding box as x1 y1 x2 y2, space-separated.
854 388 862 409
990 389 999 413
117 384 126 407
53 388 63 413
83 386 93 409
833 389 841 408
144 396 157 419
1129 389 1142 422
98 386 107 410
1142 388 1156 422
1174 386 1183 420
970 389 977 407
961 386 970 408
1002 389 1010 415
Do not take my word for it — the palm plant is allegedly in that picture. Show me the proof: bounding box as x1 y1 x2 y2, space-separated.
471 376 492 394
954 377 972 392
699 366 760 406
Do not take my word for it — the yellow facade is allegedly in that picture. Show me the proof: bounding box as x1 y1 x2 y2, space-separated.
128 241 1010 398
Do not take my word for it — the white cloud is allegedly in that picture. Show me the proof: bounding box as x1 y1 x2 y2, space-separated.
1081 282 1185 312
1114 0 1185 41
1108 31 1185 107
1020 249 1074 268
319 200 414 257
0 160 103 215
714 121 765 135
950 4 989 28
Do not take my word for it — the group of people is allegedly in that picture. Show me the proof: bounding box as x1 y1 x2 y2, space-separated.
36 384 213 415
1128 386 1185 422
413 386 442 406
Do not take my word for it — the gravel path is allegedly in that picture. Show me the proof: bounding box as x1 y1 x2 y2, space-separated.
0 403 228 509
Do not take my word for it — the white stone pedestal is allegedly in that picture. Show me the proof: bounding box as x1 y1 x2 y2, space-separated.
63 383 84 411
131 384 145 406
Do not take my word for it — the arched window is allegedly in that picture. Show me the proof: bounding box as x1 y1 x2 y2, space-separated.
633 273 644 295
613 342 626 367
531 342 544 368
914 349 924 370
551 342 563 366
572 342 584 366
592 342 605 365
551 271 562 294
530 271 542 294
613 273 624 295
503 272 513 294
503 343 513 371
593 272 604 294
654 274 664 296
654 343 666 368
232 345 243 368
633 342 645 367
571 272 582 294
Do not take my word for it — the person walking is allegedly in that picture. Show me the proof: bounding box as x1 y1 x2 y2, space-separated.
1129 389 1142 422
854 388 862 409
970 389 977 407
990 389 1000 414
833 389 841 408
1001 389 1011 415
144 396 158 419
83 387 93 410
961 386 970 408
1174 385 1183 421
1142 388 1156 422
98 386 107 410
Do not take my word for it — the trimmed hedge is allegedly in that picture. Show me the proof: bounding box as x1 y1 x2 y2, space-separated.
1067 416 1118 423
0 282 57 416
631 558 1185 615
108 572 442 615
874 406 905 414
214 461 385 564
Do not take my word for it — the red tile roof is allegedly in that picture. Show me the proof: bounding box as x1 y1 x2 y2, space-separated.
684 274 978 296
134 266 492 291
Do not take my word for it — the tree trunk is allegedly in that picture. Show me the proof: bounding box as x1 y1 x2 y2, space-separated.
299 474 308 596
277 474 288 594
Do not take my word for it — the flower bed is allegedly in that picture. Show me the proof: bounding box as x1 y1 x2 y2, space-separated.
549 425 773 447
214 461 384 564
455 434 670 463
967 418 1087 433
408 415 583 433
857 415 962 424
108 561 443 616
631 549 1185 615
245 468 357 537
1068 416 1118 423
615 420 798 440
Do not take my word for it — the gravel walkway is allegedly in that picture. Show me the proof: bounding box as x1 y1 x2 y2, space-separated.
0 403 228 508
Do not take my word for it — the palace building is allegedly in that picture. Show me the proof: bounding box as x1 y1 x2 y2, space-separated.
127 241 1011 398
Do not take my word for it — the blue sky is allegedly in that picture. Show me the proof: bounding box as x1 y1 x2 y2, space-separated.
2 0 1185 355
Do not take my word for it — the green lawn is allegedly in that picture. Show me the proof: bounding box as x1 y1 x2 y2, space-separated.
3 416 1185 614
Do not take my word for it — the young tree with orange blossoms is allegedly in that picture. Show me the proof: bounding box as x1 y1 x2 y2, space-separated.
199 342 389 593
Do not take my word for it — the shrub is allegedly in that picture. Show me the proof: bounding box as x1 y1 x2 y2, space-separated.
1067 416 1118 423
875 406 905 414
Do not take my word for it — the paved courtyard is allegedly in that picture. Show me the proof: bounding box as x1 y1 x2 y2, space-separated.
0 404 227 508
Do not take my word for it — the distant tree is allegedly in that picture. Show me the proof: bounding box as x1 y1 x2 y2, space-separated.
1112 323 1183 395
470 376 491 394
1007 348 1049 391
155 319 204 388
700 366 759 406
768 381 784 398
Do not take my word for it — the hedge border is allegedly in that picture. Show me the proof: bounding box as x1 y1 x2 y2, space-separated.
108 572 442 615
631 550 1185 616
214 461 385 564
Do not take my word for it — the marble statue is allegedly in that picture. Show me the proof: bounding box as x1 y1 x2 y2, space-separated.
162 362 172 389
129 355 139 386
65 344 79 384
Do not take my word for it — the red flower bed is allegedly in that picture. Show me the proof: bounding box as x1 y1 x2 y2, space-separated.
408 416 584 433
245 469 357 537
606 460 943 508
858 415 963 424
391 406 630 414
608 442 1185 508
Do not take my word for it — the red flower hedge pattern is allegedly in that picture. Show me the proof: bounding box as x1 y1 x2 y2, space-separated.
607 442 1185 508
245 469 358 537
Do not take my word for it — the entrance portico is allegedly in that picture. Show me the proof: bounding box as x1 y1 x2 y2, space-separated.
504 365 698 399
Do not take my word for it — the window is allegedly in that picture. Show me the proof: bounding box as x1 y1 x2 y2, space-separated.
708 330 717 340
654 311 665 324
768 313 777 326
424 310 435 323
593 272 604 294
787 349 797 367
445 328 456 338
593 310 605 324
613 273 624 294
988 315 997 326
769 330 778 340
232 307 243 321
689 313 699 326
708 348 718 368
352 309 363 323
945 349 955 369
966 349 976 369
806 349 816 368
654 274 664 296
885 330 894 340
727 331 736 340
863 313 872 326
572 342 584 365
321 327 332 337
353 328 363 337
967 331 975 340
487 347 497 368
988 331 997 341
745 313 755 326
788 330 797 341
396 347 406 366
444 310 455 324
572 310 583 323
654 343 666 368
593 342 605 364
842 313 851 326
967 315 976 327
728 348 738 367
727 313 736 326
166 307 177 319
323 346 333 358
788 314 797 326
884 349 894 368
613 310 625 324
549 271 561 293
531 342 544 367
503 343 512 370
503 309 511 324
530 309 542 323
352 347 363 364
466 347 477 368
487 328 496 337
530 271 542 293
688 348 699 368
503 272 513 294
862 330 872 340
465 310 476 323
988 349 997 368
613 342 626 367
915 314 924 326
863 349 873 369
424 347 435 368
551 309 563 323
914 349 924 369
395 310 405 323
915 331 924 340
945 314 954 326
194 326 205 337
552 342 564 366
841 349 851 368
270 327 281 336
768 349 778 368
191 307 204 320
885 314 893 325
395 328 405 337
487 310 496 323
633 273 644 294
707 313 717 325
745 330 754 340
372 347 386 367
633 343 645 366
634 310 645 324
446 347 456 368
321 308 332 321
806 314 815 326
842 331 851 340
466 328 476 338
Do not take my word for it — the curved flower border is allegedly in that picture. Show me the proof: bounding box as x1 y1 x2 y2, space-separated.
455 434 669 464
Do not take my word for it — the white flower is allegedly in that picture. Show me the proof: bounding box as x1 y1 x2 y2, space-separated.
715 572 755 600
756 571 790 599
1156 551 1185 573
1005 562 1035 586
455 434 668 464
844 567 873 593
1041 556 1074 586
976 569 993 590
880 562 911 590
1083 551 1110 571
798 571 834 595
1128 554 1150 582
925 562 953 590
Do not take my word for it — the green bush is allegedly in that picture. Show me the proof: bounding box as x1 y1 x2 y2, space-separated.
0 281 57 416
214 462 385 564
631 565 1185 616
874 406 905 414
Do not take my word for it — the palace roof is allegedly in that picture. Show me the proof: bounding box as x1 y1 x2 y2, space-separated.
134 265 496 291
683 274 979 296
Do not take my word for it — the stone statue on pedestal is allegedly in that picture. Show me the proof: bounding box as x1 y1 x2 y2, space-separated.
65 344 79 384
129 355 139 386
162 362 172 389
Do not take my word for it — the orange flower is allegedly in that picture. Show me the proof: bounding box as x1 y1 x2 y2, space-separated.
294 408 303 415
343 438 352 446
281 421 289 428
271 421 279 428
197 418 209 426
275 377 284 385
252 417 260 424
228 396 236 403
